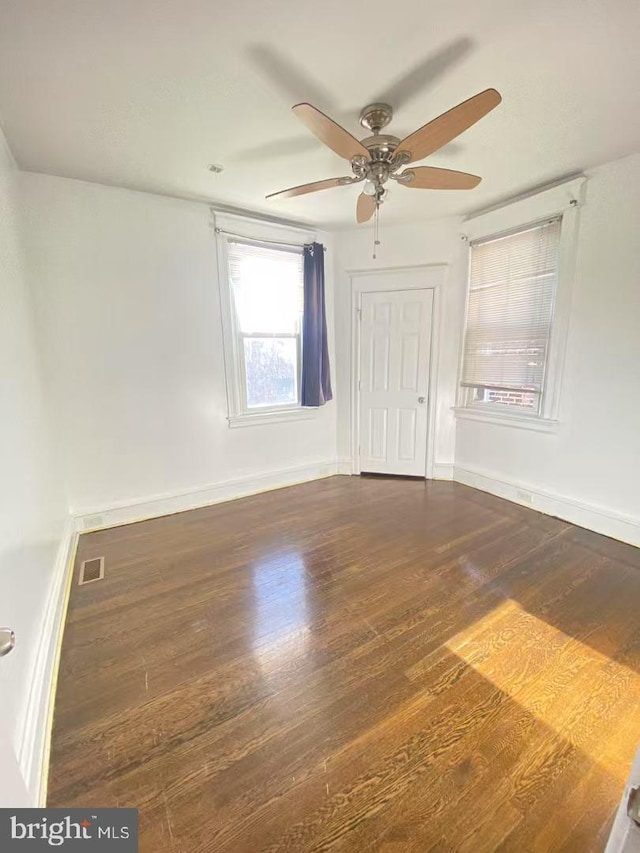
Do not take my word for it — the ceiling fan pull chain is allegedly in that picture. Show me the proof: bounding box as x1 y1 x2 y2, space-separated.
373 204 381 259
373 205 377 259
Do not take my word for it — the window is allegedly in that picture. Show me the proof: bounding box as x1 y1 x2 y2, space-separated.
226 239 304 415
459 218 562 417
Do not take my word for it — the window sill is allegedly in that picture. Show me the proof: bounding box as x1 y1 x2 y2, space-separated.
228 408 318 429
453 407 559 434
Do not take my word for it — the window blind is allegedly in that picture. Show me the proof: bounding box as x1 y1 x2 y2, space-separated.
227 240 303 334
461 218 561 395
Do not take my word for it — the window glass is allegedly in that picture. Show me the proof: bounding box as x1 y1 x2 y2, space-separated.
227 240 303 411
461 218 561 414
243 337 298 408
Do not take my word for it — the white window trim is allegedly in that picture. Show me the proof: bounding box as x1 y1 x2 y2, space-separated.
214 211 317 428
454 176 586 432
452 406 558 433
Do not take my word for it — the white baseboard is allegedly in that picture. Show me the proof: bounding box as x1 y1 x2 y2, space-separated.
432 463 454 481
454 464 640 548
17 516 77 805
73 459 340 532
336 457 354 475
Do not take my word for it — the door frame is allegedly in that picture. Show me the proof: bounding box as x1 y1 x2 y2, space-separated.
349 264 447 479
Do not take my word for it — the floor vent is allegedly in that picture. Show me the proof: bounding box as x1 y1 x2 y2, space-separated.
79 556 105 585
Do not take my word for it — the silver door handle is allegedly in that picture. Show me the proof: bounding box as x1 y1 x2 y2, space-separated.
418 396 426 404
0 628 15 657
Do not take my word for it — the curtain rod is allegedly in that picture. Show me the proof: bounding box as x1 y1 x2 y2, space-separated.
214 227 326 252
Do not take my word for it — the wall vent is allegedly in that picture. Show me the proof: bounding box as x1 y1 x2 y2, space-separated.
79 556 105 585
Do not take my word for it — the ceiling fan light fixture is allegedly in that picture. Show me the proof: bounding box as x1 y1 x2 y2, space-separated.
363 179 377 196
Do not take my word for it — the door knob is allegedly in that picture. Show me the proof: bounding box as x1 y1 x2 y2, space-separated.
418 396 426 404
0 628 15 658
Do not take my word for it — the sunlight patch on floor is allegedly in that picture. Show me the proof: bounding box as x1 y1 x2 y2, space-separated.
445 598 640 782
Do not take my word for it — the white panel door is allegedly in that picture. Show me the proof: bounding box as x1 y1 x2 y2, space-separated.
359 288 433 476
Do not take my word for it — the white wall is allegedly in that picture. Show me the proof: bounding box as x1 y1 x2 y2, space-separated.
454 153 640 544
11 151 640 561
333 217 467 475
0 132 66 768
19 173 338 517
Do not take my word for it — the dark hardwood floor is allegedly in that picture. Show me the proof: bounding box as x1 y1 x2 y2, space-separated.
48 476 640 851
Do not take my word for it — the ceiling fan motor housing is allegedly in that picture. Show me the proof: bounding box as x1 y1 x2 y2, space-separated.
361 133 401 159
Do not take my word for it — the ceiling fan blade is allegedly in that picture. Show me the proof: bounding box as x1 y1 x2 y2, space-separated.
266 176 356 200
397 166 482 190
356 193 376 224
396 88 502 164
293 103 370 161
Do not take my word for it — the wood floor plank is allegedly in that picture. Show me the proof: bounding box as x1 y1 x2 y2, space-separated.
48 476 640 851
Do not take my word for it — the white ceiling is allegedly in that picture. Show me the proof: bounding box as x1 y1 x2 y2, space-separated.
0 0 638 228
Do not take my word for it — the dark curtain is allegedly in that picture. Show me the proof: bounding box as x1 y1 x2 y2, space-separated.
301 242 332 407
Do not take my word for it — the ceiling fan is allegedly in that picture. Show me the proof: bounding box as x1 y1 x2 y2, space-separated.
266 89 502 223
